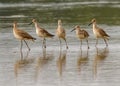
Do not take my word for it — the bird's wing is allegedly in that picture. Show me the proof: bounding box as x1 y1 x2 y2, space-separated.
41 28 54 37
17 29 34 39
98 28 110 37
83 29 89 37
80 29 89 37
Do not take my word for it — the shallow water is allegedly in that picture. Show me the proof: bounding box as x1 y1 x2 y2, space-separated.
0 0 120 86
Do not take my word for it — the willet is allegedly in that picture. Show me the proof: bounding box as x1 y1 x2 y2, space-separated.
56 19 68 49
29 19 54 48
71 25 89 49
13 21 36 57
88 18 110 46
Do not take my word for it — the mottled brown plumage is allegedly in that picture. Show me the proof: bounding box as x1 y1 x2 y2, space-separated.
88 18 110 46
71 25 89 49
56 19 68 49
30 19 54 48
13 21 36 55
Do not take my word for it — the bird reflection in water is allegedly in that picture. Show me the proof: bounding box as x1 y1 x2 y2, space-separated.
93 47 109 78
14 51 34 81
56 49 67 77
35 48 54 81
77 48 89 74
20 47 30 59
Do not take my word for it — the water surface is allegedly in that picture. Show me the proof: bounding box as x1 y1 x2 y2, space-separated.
0 0 120 86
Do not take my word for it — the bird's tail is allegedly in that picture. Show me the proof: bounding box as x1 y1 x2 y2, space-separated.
32 37 36 42
49 34 54 38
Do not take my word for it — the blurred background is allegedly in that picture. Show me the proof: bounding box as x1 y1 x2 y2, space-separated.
0 0 120 24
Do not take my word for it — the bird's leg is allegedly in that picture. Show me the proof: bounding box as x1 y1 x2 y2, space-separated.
86 39 89 49
43 38 46 48
95 39 98 47
64 38 68 49
44 38 46 48
24 40 30 51
86 48 89 58
42 38 45 48
80 40 82 49
104 39 108 47
20 40 23 59
42 38 44 48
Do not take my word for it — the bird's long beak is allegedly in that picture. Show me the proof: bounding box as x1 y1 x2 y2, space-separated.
71 28 75 32
28 22 33 25
88 22 92 26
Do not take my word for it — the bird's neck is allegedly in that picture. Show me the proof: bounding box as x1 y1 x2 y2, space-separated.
34 22 41 29
76 28 80 33
13 24 17 30
93 22 97 29
58 24 62 28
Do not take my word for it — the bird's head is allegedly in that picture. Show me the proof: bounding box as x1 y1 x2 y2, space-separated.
58 19 62 25
28 19 37 25
71 25 80 32
13 21 17 27
88 18 96 26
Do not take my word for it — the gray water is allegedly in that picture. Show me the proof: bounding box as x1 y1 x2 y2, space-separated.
0 0 120 86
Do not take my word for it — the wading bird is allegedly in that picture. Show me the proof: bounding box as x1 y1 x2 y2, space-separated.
29 19 54 48
71 25 89 49
56 19 68 49
13 21 36 57
88 18 110 47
